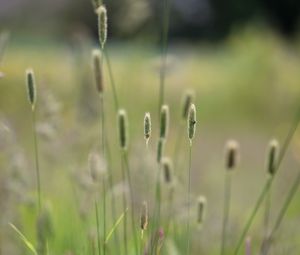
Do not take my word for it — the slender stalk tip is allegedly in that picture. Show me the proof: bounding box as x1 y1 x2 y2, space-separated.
25 68 36 109
197 196 207 225
96 5 107 49
160 105 169 139
117 109 128 150
92 49 104 93
187 103 196 141
267 139 279 176
225 140 239 170
144 112 151 143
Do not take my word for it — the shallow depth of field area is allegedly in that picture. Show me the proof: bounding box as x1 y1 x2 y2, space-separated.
1 1 300 255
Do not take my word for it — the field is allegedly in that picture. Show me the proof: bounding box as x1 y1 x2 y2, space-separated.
1 23 300 254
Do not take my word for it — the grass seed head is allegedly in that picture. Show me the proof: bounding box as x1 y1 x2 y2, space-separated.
267 139 279 176
188 104 196 141
197 196 206 225
157 138 165 163
92 49 104 93
182 90 195 120
118 109 128 150
144 112 151 143
96 5 107 49
140 201 148 231
26 68 36 109
161 157 173 184
160 105 169 139
225 140 239 170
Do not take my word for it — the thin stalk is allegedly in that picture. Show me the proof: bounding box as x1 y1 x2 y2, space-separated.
164 186 174 238
103 49 119 111
123 151 139 255
121 156 128 255
186 142 192 255
31 108 41 212
102 179 106 255
233 106 300 255
263 184 272 237
95 201 102 255
220 172 232 255
262 171 300 255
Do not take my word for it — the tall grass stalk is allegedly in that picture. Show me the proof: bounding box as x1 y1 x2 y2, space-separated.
233 106 300 255
26 69 41 212
261 170 300 255
95 201 102 255
186 103 196 255
221 140 238 255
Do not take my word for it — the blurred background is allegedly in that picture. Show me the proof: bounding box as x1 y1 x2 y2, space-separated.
1 0 300 254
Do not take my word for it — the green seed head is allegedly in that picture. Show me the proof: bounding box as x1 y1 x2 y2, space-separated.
197 196 206 225
92 49 104 93
161 157 173 184
157 138 165 163
160 105 169 139
140 201 148 231
118 109 128 150
225 140 239 170
144 112 151 143
267 139 279 176
182 90 195 120
187 104 196 141
26 68 36 109
96 5 107 49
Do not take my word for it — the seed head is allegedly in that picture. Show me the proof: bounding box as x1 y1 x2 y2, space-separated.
160 105 169 139
26 68 36 109
161 157 173 184
96 5 107 49
140 201 148 231
182 90 195 120
187 104 196 141
144 112 151 144
88 152 107 182
267 139 279 176
225 140 239 170
197 196 206 225
118 109 128 150
157 138 165 163
92 49 104 93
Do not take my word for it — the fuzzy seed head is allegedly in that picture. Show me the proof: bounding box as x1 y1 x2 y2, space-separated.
225 140 239 170
160 105 169 139
26 68 36 109
88 152 107 182
182 90 195 120
188 104 196 141
197 196 206 225
96 5 107 49
92 49 104 93
144 112 151 143
118 109 128 150
157 138 165 163
267 139 279 176
140 201 148 231
161 157 173 184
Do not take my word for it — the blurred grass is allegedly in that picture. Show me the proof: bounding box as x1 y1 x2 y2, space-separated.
1 26 300 254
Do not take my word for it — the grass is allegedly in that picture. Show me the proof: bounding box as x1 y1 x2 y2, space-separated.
1 22 300 255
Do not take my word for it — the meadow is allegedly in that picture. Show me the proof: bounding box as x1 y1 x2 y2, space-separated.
1 4 300 255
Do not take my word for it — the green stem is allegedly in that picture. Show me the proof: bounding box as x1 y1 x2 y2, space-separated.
102 179 106 255
121 156 128 255
32 108 41 212
233 106 300 255
123 151 139 255
95 200 102 255
264 182 272 237
186 141 192 255
220 172 232 255
262 171 300 255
